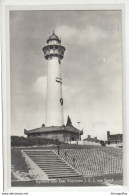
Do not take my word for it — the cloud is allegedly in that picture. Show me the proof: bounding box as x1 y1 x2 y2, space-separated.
10 11 122 139
33 76 47 97
32 75 78 118
33 76 76 106
56 25 107 46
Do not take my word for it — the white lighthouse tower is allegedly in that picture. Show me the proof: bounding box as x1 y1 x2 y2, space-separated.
24 32 83 141
42 32 65 127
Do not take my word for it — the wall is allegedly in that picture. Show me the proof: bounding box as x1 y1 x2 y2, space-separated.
28 131 80 143
69 140 101 146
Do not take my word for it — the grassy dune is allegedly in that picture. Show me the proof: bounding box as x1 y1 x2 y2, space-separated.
11 145 123 186
11 148 34 181
56 147 123 176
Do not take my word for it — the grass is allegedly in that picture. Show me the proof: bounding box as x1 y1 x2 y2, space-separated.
11 145 123 186
56 147 123 177
11 148 34 181
11 148 29 172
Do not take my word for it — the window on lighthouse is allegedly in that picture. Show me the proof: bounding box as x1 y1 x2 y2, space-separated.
49 40 58 45
53 40 57 44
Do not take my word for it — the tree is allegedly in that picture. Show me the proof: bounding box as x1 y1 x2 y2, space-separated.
66 115 72 126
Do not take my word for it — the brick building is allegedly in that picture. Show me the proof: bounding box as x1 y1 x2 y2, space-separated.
107 131 123 144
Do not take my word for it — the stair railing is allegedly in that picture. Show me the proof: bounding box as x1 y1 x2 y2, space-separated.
56 145 76 168
64 151 76 168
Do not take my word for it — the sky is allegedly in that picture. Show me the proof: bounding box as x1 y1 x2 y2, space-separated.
10 10 122 140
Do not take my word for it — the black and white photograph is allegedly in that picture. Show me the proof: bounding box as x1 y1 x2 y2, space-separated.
9 9 123 187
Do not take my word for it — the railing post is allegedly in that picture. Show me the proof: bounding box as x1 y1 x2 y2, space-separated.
57 144 60 155
73 158 75 168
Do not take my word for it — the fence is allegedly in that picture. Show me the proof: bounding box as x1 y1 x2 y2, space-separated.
15 143 123 177
69 140 101 146
54 144 123 177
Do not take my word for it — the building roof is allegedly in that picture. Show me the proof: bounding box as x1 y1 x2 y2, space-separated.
83 137 99 142
47 32 61 43
24 125 83 135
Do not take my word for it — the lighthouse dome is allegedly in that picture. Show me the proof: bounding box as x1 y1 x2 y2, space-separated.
47 32 61 44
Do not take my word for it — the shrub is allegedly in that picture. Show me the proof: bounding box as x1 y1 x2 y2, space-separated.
11 136 62 146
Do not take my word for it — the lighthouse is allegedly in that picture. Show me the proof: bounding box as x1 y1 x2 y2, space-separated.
42 32 65 127
24 32 83 142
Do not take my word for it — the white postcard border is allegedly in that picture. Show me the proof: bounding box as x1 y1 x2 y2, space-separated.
1 0 129 193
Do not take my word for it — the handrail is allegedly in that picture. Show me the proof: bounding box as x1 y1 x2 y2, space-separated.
64 151 76 167
56 145 76 167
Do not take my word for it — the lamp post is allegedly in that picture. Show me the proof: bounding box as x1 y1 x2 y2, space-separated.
77 122 81 141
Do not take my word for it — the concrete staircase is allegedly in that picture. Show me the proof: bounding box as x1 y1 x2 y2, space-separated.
23 150 82 179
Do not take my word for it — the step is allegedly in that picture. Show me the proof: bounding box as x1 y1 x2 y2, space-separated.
28 156 59 159
46 172 80 176
47 174 81 178
23 150 82 179
43 170 78 174
36 163 69 167
34 161 67 164
27 155 57 157
29 158 60 160
30 159 63 161
38 167 74 171
42 170 77 175
25 153 55 155
37 164 74 170
31 161 65 164
39 164 74 168
42 169 78 175
37 164 70 168
24 151 54 154
30 160 64 163
28 155 59 158
49 176 83 179
29 155 60 157
38 163 70 166
37 162 69 165
24 150 53 152
30 159 62 162
33 162 67 165
27 153 57 155
41 168 76 172
47 175 81 179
